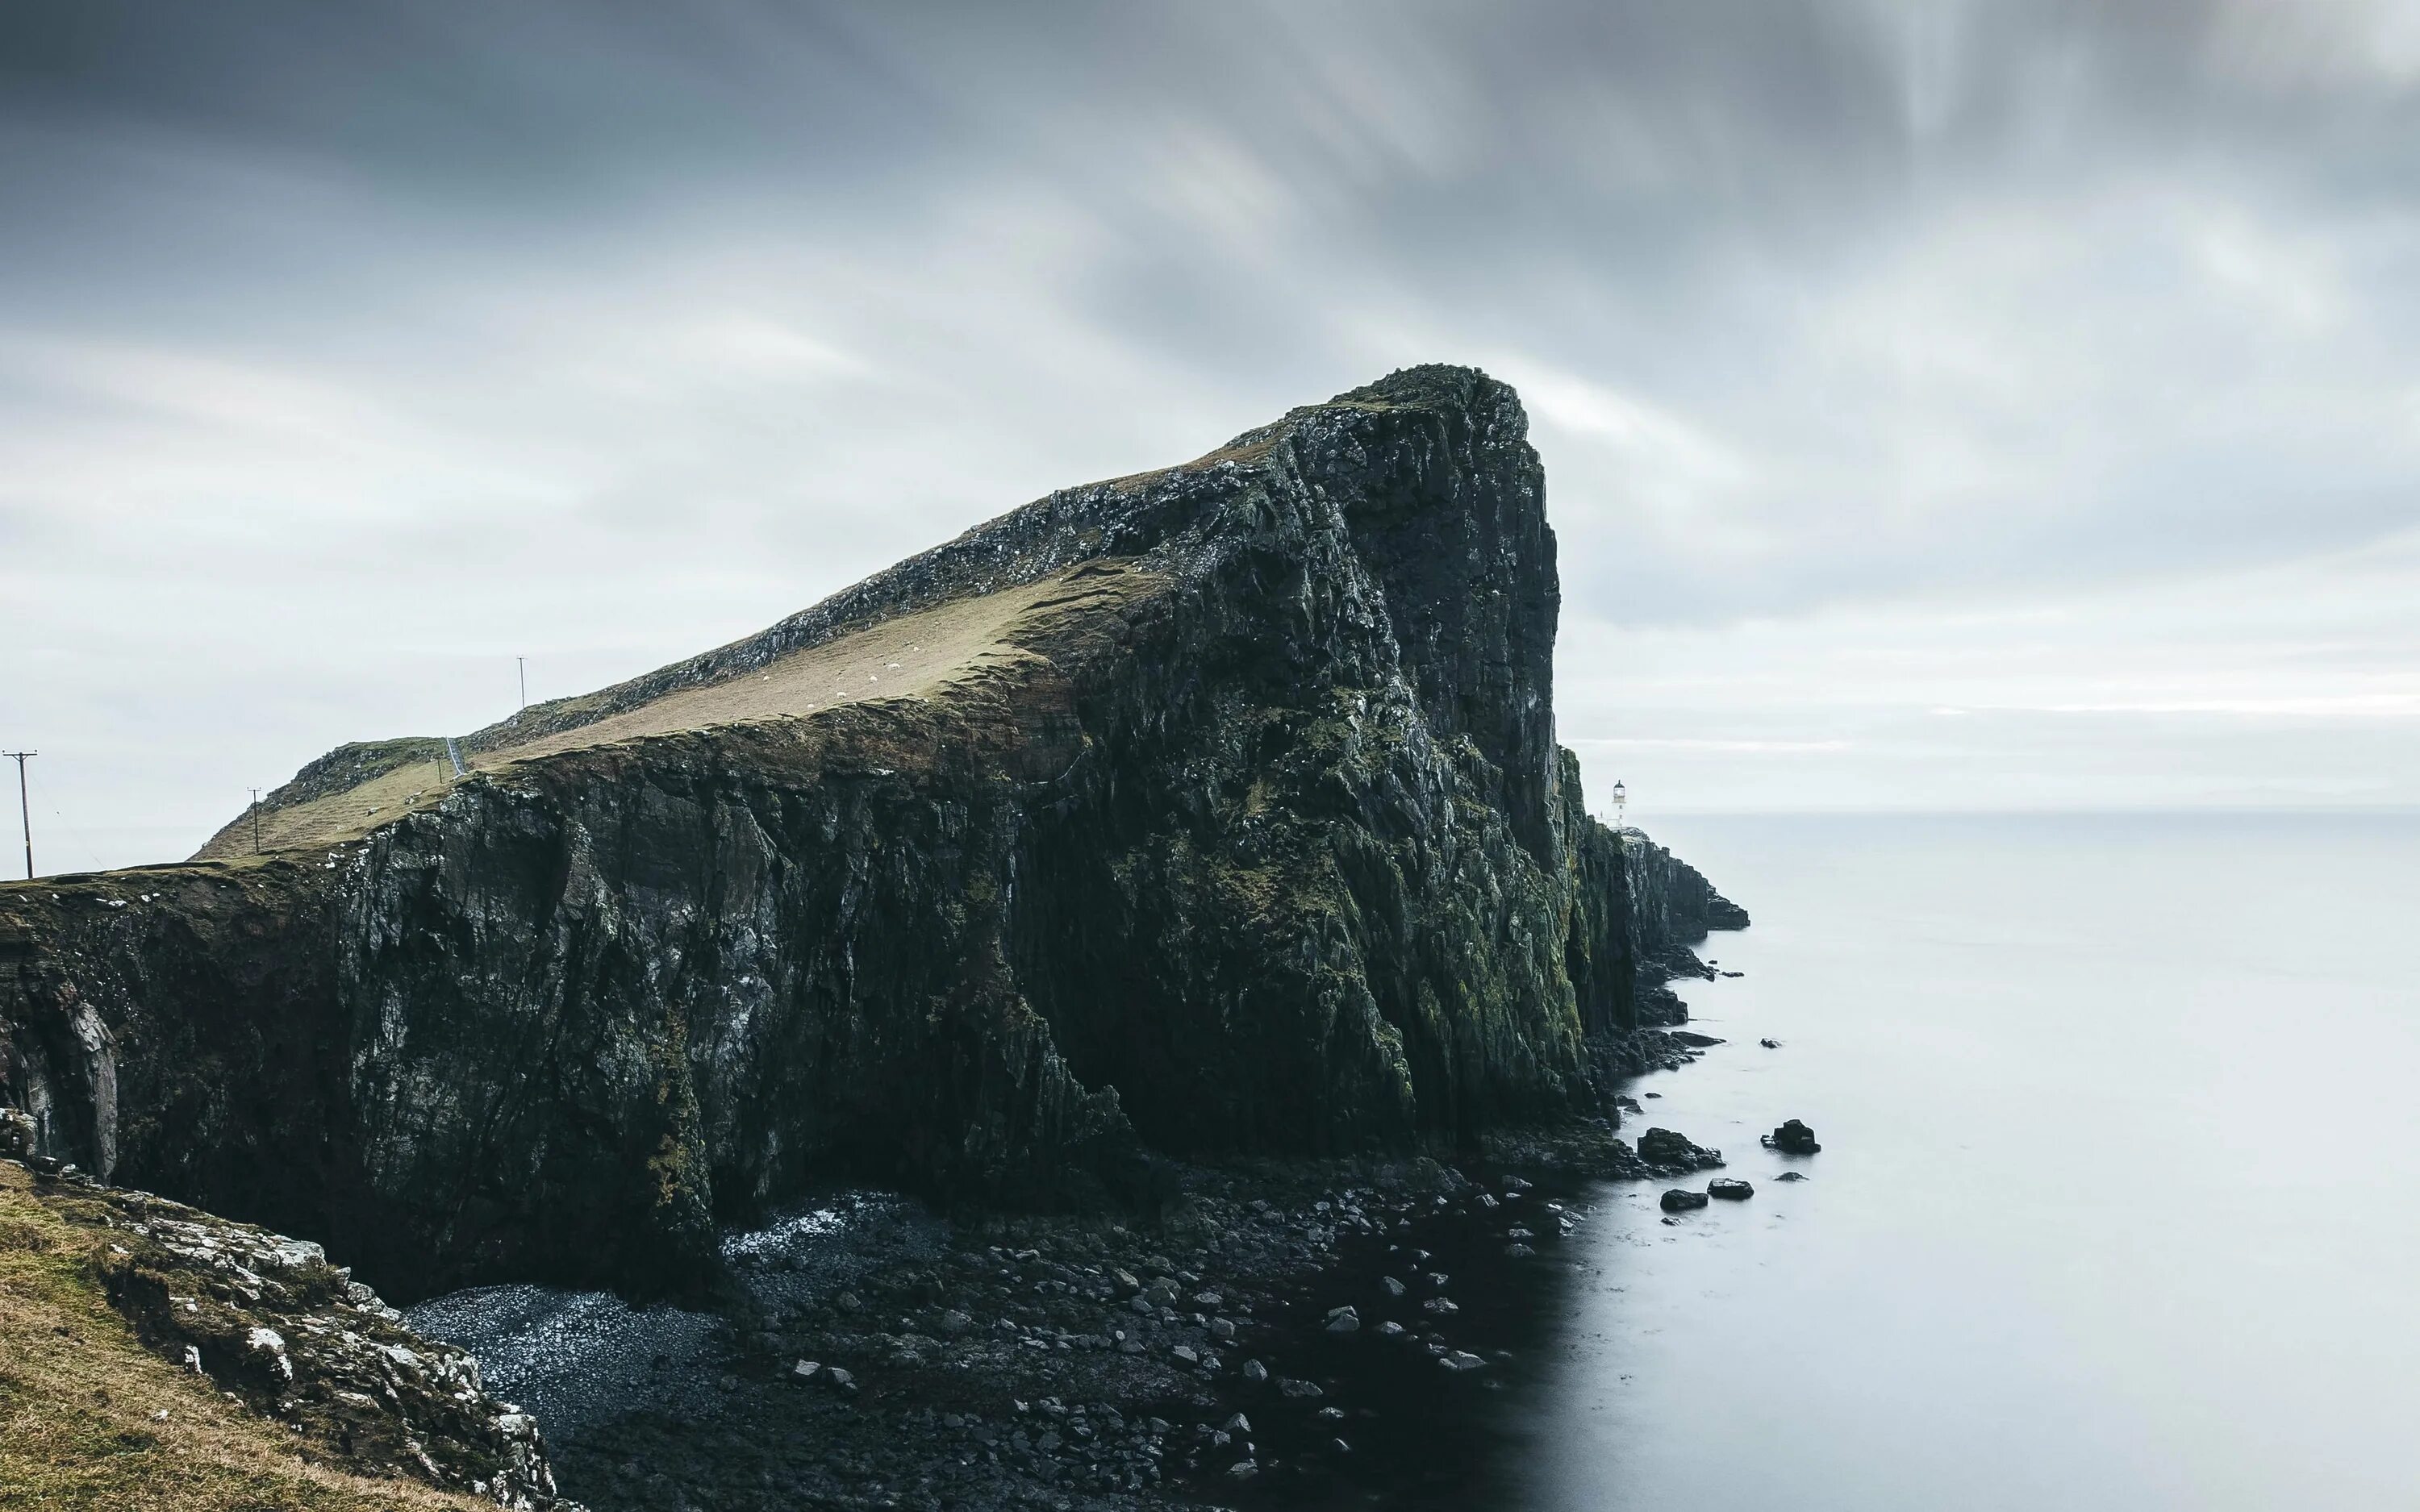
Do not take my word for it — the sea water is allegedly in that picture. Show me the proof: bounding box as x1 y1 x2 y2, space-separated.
1503 811 2420 1512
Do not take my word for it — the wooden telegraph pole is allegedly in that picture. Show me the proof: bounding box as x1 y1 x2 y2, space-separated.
4 752 34 880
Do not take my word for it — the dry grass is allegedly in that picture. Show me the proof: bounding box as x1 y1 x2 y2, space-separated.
0 1164 482 1511
192 563 1158 861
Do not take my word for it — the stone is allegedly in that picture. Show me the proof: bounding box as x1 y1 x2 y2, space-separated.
1242 1360 1268 1383
1775 1171 1809 1182
1375 1321 1407 1338
1759 1037 1780 1048
1763 1118 1821 1155
1324 1306 1360 1334
936 1310 974 1337
0 1106 33 1160
1279 1378 1324 1399
1379 1276 1407 1298
1659 1188 1710 1212
1638 1127 1725 1171
1440 1351 1485 1372
1707 1178 1754 1201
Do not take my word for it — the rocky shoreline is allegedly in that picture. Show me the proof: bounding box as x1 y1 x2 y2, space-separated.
390 1023 1743 1512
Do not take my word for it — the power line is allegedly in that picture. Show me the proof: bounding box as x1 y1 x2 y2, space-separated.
4 752 34 880
23 766 106 873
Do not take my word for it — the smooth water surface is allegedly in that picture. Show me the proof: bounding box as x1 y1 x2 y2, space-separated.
1516 812 2419 1512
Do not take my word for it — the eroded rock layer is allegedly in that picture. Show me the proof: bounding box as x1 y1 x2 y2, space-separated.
0 366 1742 1300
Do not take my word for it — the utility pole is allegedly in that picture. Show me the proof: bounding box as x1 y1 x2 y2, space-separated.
4 752 33 880
249 788 262 855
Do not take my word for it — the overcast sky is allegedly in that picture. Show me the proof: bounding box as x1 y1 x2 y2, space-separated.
4 0 2418 873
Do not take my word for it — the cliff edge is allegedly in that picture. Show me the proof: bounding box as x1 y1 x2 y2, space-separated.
0 365 1743 1300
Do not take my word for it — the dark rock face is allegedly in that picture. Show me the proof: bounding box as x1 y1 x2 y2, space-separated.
0 366 1742 1300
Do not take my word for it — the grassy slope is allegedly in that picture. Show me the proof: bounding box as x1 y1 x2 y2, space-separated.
190 564 1157 862
0 1164 481 1512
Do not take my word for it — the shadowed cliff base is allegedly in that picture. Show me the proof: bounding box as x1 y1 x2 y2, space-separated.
1 365 1744 1306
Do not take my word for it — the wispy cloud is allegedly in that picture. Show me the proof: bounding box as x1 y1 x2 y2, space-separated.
0 0 2414 862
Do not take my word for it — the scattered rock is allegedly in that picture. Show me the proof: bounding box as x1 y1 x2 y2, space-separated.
1762 1118 1821 1155
1667 1031 1725 1048
1439 1351 1486 1372
1775 1171 1809 1182
1324 1306 1360 1334
1759 1038 1780 1048
1659 1188 1710 1212
1637 1127 1725 1171
1707 1177 1754 1201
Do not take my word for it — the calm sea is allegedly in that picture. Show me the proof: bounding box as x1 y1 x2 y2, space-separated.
1500 811 2420 1511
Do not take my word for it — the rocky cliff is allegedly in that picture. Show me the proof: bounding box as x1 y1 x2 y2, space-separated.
0 366 1742 1302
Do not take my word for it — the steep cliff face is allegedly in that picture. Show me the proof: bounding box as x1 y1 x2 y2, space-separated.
0 366 1741 1300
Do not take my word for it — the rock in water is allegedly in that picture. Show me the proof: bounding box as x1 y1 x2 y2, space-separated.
1637 1127 1726 1171
1659 1188 1711 1212
1763 1119 1822 1155
1707 1177 1754 1200
0 366 1745 1298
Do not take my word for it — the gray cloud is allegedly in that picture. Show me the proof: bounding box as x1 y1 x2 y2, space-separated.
2 0 2416 868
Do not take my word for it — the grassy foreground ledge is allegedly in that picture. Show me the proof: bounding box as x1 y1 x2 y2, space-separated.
0 1163 494 1512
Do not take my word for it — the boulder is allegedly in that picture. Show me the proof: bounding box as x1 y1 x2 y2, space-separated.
1707 1177 1754 1201
0 1106 33 1160
1762 1118 1821 1155
1637 1127 1725 1171
1659 1188 1709 1212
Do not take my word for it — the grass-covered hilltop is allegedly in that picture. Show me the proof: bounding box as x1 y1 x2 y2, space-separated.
0 365 1744 1321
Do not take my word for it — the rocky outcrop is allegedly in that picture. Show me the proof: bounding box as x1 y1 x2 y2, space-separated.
0 366 1742 1301
6 1147 574 1507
